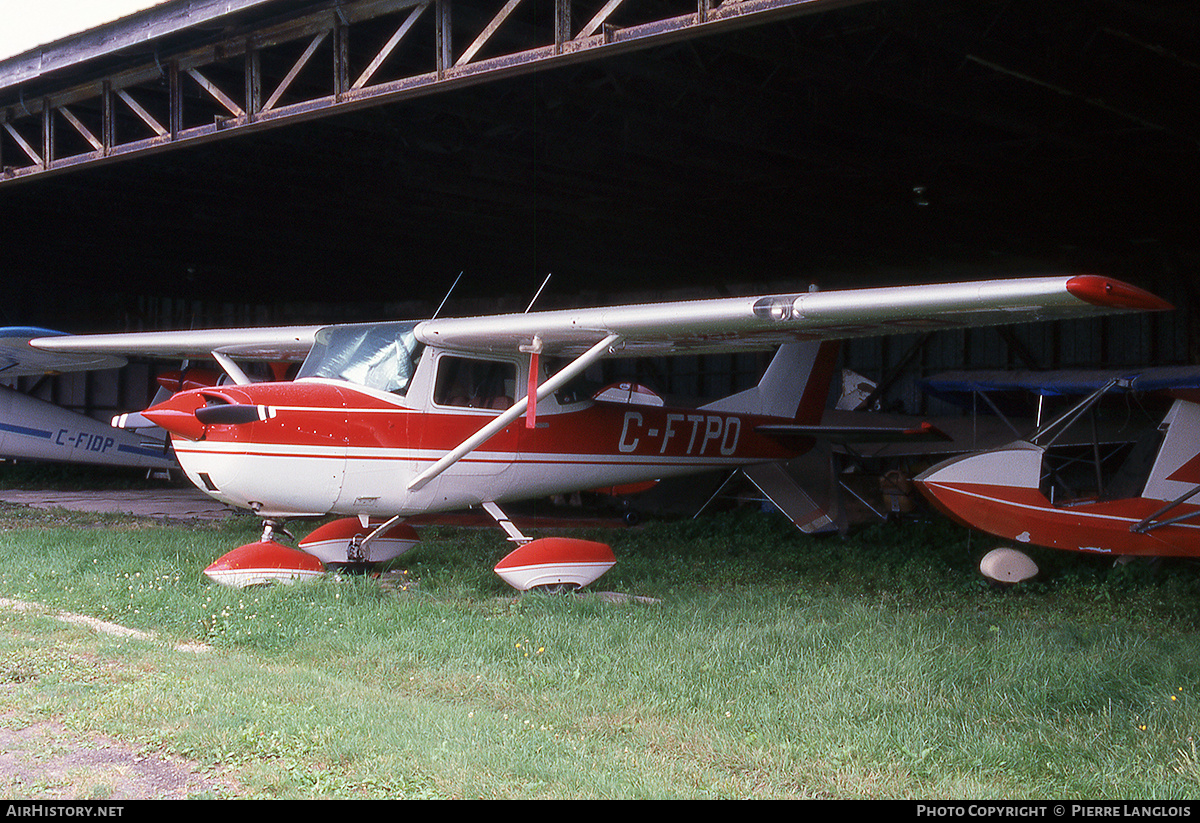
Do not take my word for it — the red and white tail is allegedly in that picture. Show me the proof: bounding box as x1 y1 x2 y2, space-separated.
700 341 839 423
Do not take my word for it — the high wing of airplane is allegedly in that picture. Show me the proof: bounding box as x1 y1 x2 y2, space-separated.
18 274 1171 590
913 365 1200 583
1 327 127 376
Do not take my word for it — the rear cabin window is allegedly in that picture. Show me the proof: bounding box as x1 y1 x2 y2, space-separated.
434 356 516 411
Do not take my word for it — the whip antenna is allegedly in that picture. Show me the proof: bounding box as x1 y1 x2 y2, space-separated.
431 272 464 319
525 273 552 313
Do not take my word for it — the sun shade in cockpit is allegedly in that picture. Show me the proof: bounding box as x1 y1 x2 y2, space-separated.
296 321 424 395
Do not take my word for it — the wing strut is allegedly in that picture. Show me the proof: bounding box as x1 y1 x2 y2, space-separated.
1130 485 1200 534
211 351 252 386
407 333 621 492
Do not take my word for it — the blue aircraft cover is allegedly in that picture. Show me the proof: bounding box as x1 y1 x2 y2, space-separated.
921 366 1200 408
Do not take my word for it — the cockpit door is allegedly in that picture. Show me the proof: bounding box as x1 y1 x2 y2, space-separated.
414 352 523 505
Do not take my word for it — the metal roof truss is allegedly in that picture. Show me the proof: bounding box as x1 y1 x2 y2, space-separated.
0 0 866 186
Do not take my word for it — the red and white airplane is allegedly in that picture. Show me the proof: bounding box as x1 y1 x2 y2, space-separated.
19 274 1170 589
915 366 1200 582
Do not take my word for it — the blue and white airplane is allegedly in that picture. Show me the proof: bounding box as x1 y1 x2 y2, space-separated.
0 327 175 470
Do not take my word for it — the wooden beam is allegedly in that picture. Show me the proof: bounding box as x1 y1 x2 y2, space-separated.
578 0 628 40
2 122 42 166
0 0 874 185
58 106 103 151
187 68 246 118
116 89 168 137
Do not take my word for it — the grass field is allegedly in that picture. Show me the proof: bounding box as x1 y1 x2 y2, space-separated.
1 491 1199 799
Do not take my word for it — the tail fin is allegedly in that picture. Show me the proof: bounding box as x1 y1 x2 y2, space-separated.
700 341 839 423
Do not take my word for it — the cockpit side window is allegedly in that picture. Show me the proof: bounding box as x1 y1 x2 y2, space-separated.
543 356 600 406
433 355 516 411
296 322 424 395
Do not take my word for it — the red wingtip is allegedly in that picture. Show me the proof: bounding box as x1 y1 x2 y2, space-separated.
1065 275 1173 312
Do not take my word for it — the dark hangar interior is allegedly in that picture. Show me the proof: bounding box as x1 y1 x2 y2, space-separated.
1 0 1198 405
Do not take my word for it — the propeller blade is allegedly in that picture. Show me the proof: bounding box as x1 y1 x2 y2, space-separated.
195 404 275 425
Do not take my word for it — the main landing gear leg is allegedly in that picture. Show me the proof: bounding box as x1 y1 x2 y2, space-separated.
482 501 532 545
482 501 575 593
347 514 406 567
291 516 421 569
259 518 294 545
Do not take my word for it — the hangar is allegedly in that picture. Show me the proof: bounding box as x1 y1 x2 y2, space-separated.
1 0 1197 420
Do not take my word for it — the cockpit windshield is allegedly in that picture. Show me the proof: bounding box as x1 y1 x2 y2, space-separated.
296 321 424 395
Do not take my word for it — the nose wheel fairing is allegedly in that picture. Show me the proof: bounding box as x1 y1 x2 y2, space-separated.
297 517 420 565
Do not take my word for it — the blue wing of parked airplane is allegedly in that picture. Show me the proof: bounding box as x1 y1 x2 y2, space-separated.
0 327 127 377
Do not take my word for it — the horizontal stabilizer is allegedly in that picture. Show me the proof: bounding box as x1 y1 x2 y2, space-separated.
757 420 951 445
741 462 836 534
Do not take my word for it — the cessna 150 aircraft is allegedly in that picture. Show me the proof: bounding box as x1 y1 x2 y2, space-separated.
17 274 1171 589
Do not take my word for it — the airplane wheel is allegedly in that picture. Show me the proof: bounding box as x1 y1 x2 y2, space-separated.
532 583 580 595
979 546 1039 585
328 562 377 575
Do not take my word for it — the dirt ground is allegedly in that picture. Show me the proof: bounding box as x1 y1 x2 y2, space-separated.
0 596 238 800
0 714 236 800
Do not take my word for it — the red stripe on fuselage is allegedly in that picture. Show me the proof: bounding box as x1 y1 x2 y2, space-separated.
165 381 804 464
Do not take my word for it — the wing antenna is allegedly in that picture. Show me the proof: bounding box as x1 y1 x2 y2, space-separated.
431 271 464 320
525 273 552 313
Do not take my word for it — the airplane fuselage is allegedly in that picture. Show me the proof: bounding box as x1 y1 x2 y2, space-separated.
915 400 1200 558
0 384 174 469
148 377 803 518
